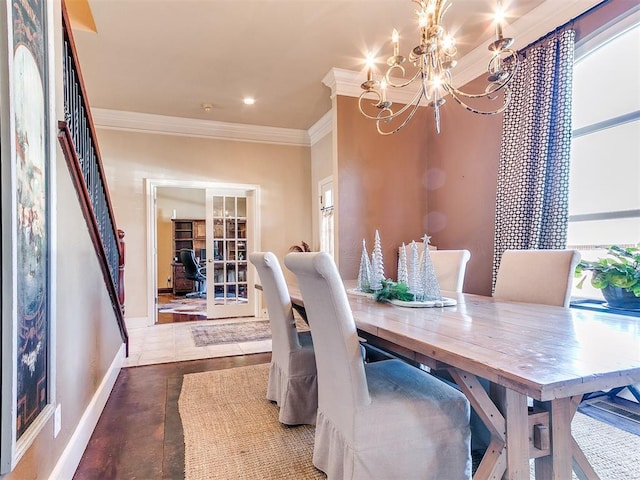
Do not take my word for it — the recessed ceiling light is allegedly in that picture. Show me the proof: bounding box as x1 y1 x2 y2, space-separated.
201 103 213 112
243 97 255 105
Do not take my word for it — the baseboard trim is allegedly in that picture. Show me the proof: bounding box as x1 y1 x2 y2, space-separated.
48 344 125 480
157 288 172 294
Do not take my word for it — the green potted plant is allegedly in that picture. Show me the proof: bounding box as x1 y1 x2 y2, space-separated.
575 244 640 310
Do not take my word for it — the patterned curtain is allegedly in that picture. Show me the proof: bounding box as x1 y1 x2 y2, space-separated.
493 29 576 286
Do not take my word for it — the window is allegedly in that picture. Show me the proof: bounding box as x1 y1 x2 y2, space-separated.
568 17 640 300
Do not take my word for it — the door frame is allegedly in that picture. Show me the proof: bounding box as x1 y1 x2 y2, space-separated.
145 178 261 326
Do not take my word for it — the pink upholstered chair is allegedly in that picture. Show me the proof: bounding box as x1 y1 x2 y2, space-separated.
285 251 471 480
249 252 317 425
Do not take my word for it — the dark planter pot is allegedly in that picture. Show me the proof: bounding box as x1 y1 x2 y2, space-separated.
602 285 640 310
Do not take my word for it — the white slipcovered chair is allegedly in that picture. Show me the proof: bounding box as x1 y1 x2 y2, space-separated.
494 249 581 306
249 252 317 425
285 251 471 480
431 249 471 292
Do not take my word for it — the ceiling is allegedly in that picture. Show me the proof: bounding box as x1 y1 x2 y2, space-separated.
70 0 600 133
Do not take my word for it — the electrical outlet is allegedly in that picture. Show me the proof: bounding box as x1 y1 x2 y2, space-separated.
54 404 62 437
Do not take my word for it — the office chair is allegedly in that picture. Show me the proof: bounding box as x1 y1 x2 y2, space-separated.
180 249 206 298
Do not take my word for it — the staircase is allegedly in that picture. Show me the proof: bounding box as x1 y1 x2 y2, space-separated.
57 1 128 353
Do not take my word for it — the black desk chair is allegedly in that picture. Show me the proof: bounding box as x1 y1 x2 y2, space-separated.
180 249 206 298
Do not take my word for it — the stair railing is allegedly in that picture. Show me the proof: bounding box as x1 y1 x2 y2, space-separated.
57 1 128 352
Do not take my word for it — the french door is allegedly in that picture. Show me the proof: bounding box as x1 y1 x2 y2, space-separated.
205 188 257 319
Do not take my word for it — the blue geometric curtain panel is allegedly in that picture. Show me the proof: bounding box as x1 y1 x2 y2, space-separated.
493 29 576 288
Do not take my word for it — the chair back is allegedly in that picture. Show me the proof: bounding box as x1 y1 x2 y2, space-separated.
249 252 301 366
430 249 471 292
284 252 370 420
180 249 205 281
494 249 581 307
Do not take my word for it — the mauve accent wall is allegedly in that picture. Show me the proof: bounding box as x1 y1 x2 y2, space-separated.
425 83 503 296
336 95 429 282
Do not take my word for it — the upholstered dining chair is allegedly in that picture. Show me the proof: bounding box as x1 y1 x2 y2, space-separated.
285 252 471 480
430 249 472 292
493 249 581 307
249 252 317 426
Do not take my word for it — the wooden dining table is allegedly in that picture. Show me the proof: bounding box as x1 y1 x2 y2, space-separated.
280 280 640 480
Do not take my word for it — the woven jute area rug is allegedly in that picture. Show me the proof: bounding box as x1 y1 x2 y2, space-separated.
179 363 324 479
179 363 640 480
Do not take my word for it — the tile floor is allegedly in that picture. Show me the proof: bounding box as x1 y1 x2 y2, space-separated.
123 316 272 367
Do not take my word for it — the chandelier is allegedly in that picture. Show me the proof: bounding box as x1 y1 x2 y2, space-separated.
359 0 519 134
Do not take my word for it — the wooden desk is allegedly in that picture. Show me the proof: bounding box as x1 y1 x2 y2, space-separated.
284 281 640 480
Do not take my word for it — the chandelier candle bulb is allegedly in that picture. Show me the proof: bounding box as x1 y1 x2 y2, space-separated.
392 29 399 56
495 1 505 39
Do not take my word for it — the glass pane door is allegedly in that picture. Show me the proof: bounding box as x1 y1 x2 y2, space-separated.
206 190 255 318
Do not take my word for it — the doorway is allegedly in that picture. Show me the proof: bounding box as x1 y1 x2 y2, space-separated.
156 186 207 324
145 179 260 326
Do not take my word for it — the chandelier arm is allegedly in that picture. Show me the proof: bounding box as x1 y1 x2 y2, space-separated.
445 87 513 116
358 91 386 120
359 82 426 123
386 68 422 89
437 1 452 24
444 70 516 99
375 98 424 135
379 86 427 121
445 82 508 100
442 50 518 100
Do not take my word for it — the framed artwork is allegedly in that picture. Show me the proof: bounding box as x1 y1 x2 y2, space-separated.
1 0 53 472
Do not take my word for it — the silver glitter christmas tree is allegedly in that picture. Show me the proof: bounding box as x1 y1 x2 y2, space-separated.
397 243 409 286
408 240 422 299
356 239 372 292
419 234 442 300
370 230 385 291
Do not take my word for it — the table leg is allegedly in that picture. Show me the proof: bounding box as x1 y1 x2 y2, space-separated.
534 396 600 480
500 388 530 480
449 369 529 479
534 397 573 479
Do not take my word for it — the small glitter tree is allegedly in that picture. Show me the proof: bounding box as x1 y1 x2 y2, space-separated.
419 234 442 300
397 243 409 286
356 239 372 292
370 230 385 291
408 240 422 299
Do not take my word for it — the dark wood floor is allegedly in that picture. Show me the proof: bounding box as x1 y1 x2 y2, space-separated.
73 353 271 480
73 349 640 479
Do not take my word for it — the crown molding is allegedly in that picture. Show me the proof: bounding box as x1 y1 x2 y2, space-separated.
308 111 333 145
91 108 311 147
